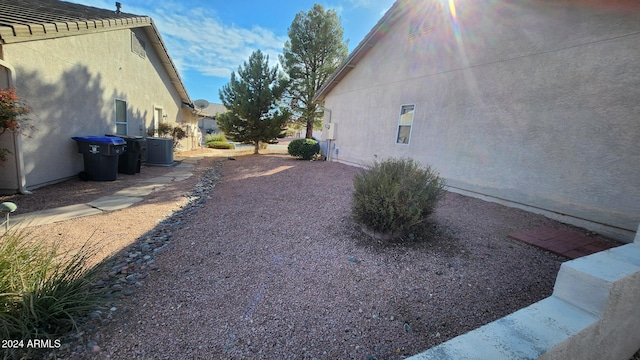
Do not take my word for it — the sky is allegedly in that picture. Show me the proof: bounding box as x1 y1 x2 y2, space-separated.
67 0 396 103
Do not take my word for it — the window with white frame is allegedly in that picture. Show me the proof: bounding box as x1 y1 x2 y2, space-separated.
396 104 415 144
115 99 127 135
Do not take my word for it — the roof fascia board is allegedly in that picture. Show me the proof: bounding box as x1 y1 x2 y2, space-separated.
314 0 408 102
0 16 151 44
143 22 192 107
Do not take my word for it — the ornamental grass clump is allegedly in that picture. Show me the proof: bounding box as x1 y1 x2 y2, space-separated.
352 158 445 241
0 228 104 347
205 133 235 149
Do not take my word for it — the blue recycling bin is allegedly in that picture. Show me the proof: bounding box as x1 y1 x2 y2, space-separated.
72 136 126 181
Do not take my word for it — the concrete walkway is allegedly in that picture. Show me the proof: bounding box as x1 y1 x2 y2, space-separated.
8 157 201 228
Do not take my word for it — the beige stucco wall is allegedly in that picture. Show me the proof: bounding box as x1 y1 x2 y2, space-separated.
0 63 18 193
322 0 640 241
0 26 194 191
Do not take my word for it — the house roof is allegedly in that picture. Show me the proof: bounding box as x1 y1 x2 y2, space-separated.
0 0 193 106
201 103 227 118
314 0 408 102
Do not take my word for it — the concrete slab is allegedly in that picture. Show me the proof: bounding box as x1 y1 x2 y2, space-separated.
9 204 103 227
145 161 177 167
165 170 193 178
141 176 177 184
171 174 193 181
175 162 195 169
141 172 192 184
88 196 143 211
113 184 164 197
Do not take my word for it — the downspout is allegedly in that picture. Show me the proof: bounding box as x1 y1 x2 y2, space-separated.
320 105 332 162
0 59 30 194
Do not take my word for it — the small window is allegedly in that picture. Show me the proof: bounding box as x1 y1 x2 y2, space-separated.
396 104 414 144
115 99 127 135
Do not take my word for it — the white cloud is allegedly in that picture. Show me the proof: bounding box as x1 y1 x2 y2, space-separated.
145 5 288 80
70 0 287 80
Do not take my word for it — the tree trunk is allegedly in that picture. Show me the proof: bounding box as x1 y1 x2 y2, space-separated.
305 120 313 139
253 141 260 154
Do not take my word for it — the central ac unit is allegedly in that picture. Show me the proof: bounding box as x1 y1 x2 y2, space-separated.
145 137 174 165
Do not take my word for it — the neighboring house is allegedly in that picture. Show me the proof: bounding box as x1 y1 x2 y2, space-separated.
197 103 227 136
0 0 200 194
314 0 640 242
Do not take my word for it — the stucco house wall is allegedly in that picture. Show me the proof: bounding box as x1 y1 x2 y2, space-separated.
319 0 640 241
0 6 198 193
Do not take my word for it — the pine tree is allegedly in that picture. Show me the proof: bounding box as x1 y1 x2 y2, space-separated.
218 50 290 154
280 4 348 138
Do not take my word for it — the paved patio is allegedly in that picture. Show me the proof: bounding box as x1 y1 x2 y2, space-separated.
508 226 622 259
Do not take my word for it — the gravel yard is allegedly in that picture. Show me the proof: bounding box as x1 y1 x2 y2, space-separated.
4 153 603 359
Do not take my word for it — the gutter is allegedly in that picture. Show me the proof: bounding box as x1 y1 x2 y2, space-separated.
0 59 30 194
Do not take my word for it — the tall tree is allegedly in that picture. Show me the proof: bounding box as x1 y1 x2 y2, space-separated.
280 4 348 138
218 50 290 154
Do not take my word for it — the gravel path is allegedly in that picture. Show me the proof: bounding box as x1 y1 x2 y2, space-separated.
8 153 601 359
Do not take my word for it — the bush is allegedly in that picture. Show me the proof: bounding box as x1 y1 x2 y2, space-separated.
205 132 227 143
205 133 235 149
351 158 445 241
0 229 104 350
207 141 235 149
287 138 320 160
151 123 187 150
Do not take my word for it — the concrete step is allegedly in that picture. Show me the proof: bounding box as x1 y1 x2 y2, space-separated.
553 245 640 316
410 240 640 360
408 296 597 360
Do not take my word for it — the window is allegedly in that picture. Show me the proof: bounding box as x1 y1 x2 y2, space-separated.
115 99 127 135
396 105 415 144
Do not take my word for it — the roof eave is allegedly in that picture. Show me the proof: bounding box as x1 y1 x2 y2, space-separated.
0 15 193 109
144 22 192 107
0 16 152 44
313 0 406 103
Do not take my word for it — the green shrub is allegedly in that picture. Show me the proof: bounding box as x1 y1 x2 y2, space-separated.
287 138 320 160
205 132 227 143
152 123 187 150
351 158 445 241
156 122 173 137
207 141 235 149
0 229 104 347
205 133 235 149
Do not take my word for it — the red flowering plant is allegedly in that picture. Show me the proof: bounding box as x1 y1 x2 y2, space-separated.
0 87 32 161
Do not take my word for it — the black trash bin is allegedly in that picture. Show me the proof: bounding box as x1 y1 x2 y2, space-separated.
72 136 126 181
107 135 147 175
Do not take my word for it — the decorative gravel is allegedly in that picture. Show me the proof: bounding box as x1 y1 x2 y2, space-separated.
76 154 582 359
16 154 591 359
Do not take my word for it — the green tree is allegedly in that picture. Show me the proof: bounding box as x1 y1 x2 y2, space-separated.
280 4 348 138
218 50 290 154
